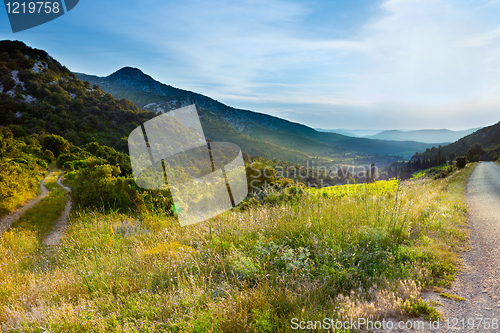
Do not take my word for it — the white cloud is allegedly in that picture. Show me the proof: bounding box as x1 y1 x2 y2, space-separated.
351 0 487 102
454 25 500 47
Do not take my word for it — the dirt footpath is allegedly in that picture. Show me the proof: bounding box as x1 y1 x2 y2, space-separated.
0 176 49 236
42 174 72 246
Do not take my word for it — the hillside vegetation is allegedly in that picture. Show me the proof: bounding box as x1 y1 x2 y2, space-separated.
414 121 500 162
0 127 48 216
0 162 475 331
0 41 158 152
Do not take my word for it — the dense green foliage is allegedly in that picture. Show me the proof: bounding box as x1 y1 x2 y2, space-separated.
456 156 467 169
0 41 157 153
466 143 485 162
57 142 173 214
0 127 48 215
0 41 177 215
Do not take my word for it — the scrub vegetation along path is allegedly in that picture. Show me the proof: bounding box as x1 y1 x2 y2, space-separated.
1 171 71 245
425 162 500 332
0 175 49 236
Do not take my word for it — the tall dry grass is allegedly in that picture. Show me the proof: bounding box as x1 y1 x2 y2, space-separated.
0 165 475 332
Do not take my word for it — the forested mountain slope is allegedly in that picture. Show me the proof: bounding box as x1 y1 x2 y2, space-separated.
0 41 157 152
0 41 325 164
413 121 500 162
77 68 440 160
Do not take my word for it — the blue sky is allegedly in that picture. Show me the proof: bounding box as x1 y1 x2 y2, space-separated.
2 0 500 130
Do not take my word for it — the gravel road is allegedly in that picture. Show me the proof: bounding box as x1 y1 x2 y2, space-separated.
424 162 500 332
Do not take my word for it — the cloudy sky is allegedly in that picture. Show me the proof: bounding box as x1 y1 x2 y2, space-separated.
1 0 500 130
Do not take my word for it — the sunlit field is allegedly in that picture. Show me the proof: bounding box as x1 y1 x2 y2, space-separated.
0 165 475 332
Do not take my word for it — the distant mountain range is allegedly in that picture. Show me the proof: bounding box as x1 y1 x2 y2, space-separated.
75 67 447 162
315 128 383 137
366 128 482 143
317 128 482 144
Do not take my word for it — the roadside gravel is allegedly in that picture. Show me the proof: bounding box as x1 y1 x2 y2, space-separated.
424 162 500 332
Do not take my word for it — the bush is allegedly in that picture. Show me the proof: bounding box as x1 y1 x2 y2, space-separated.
1 75 15 91
246 161 276 193
0 128 48 214
69 163 142 212
238 197 260 211
456 156 467 169
0 161 43 214
42 134 70 158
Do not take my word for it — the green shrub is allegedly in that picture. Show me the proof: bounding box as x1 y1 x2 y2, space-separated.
69 163 143 212
238 197 260 211
41 134 70 158
1 75 15 91
246 161 276 192
456 156 467 169
404 300 440 321
0 161 43 215
0 128 47 215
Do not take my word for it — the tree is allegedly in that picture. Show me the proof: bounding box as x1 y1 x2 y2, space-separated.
416 158 422 170
369 163 376 182
387 166 394 179
456 156 467 169
448 152 456 163
42 134 70 158
242 152 251 163
466 143 485 162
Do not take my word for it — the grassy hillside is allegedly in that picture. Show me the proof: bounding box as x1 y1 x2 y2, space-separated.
238 121 345 157
199 114 332 164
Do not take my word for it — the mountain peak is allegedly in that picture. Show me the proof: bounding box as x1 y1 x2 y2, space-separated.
102 66 168 95
109 67 146 78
